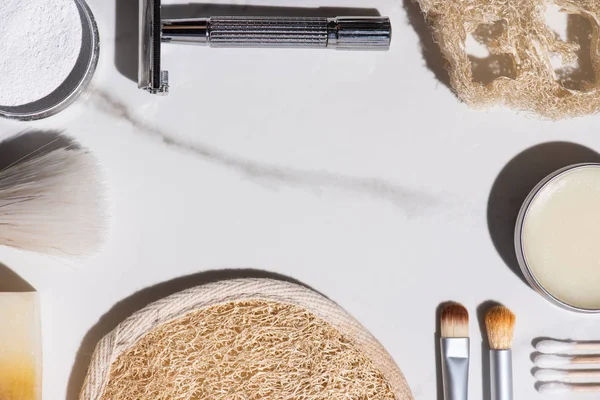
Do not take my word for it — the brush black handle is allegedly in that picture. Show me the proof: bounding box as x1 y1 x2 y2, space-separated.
490 350 513 400
161 16 391 50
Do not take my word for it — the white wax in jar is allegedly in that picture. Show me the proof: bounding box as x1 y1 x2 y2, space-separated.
522 165 600 309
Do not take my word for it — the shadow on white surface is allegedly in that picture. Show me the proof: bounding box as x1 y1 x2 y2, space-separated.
487 142 600 285
555 15 597 92
66 268 320 400
0 131 79 171
0 264 35 292
402 0 451 90
467 21 517 85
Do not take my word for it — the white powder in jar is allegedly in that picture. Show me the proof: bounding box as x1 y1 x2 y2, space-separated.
0 0 82 106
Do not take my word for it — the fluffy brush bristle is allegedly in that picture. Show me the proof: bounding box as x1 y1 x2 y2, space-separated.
485 305 516 350
0 145 106 257
440 303 469 338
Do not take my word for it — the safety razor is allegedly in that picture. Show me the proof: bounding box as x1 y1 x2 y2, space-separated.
139 0 392 94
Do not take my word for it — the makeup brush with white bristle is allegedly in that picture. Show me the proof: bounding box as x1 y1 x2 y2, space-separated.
440 303 470 400
0 136 105 256
537 339 600 354
538 382 600 395
485 305 516 400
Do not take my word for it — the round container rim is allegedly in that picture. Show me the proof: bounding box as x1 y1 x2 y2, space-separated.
515 162 600 314
0 0 100 121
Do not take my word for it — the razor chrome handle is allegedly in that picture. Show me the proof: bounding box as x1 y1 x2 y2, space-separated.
161 17 391 50
139 0 392 95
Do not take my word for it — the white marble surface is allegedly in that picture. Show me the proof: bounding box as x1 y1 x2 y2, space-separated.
1 0 600 399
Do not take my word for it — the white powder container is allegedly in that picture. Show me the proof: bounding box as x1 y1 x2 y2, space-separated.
516 164 600 312
0 0 99 120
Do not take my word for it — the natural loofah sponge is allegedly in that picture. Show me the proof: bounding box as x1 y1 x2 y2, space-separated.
416 0 600 119
80 279 413 400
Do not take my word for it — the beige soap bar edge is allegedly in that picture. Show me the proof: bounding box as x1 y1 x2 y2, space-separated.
0 292 42 400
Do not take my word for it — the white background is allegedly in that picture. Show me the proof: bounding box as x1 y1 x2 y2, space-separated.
1 0 600 399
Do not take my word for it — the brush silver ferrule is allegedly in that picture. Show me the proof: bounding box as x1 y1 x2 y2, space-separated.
490 349 513 400
441 338 470 400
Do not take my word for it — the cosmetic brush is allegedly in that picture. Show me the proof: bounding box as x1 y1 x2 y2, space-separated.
534 354 600 368
538 382 600 394
485 305 515 400
0 140 105 256
537 339 600 353
535 369 600 382
440 303 470 400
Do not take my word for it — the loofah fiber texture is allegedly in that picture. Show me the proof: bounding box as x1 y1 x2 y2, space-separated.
80 279 413 400
416 0 600 119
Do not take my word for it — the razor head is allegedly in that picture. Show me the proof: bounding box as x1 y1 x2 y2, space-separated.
139 0 168 94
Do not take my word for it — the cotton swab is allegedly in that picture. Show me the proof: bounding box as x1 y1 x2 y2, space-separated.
534 354 600 368
538 382 600 394
537 340 600 354
535 369 600 382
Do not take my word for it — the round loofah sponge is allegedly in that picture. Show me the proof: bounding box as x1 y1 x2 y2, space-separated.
416 0 600 119
80 279 413 400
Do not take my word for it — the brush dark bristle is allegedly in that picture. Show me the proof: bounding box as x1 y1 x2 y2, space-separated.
440 303 469 338
485 305 516 350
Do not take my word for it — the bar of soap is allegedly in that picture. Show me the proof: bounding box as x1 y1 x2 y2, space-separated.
0 293 41 400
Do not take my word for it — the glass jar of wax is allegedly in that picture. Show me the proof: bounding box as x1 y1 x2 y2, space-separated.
516 163 600 313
